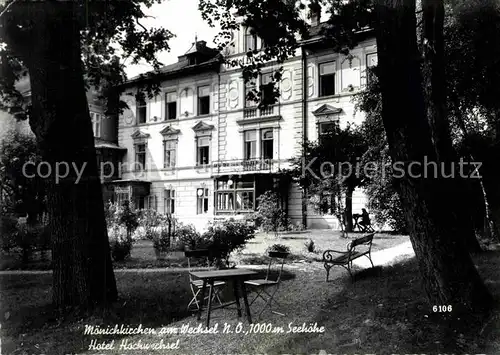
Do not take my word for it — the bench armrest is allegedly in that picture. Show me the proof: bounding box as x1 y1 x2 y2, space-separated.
323 249 348 262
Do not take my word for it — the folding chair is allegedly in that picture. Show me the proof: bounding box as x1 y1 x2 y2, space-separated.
244 251 287 318
185 250 226 311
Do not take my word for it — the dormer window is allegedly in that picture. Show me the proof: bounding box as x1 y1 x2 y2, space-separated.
245 27 257 52
188 56 196 65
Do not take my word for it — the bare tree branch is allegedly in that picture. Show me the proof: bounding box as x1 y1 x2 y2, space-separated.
135 18 147 32
0 0 18 19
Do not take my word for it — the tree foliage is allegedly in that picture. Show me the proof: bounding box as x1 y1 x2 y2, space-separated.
0 130 45 223
255 190 289 237
288 124 367 233
0 0 174 116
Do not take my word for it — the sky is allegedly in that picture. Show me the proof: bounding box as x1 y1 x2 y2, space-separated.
123 0 221 78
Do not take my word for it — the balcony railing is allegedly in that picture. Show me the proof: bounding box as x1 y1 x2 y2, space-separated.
213 159 275 174
243 105 275 119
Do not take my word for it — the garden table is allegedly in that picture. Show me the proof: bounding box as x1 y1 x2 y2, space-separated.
190 268 258 327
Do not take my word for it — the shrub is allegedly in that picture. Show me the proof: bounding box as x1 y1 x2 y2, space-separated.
105 200 140 238
255 191 289 237
137 209 163 240
289 221 306 232
304 239 316 253
168 238 186 252
266 243 290 254
108 225 132 261
174 223 206 251
364 157 408 233
132 226 147 241
202 219 256 268
153 227 173 252
0 213 19 252
105 201 139 261
119 200 139 237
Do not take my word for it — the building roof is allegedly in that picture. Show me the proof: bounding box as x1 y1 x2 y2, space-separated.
123 41 221 88
122 24 374 88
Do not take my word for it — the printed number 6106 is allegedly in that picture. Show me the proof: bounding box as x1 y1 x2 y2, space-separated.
433 305 452 312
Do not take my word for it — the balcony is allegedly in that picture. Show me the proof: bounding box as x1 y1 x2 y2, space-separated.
238 105 281 125
213 159 276 174
243 105 275 119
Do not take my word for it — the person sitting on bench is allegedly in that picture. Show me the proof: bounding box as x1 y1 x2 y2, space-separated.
359 208 373 232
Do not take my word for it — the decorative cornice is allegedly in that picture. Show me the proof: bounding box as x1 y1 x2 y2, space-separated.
192 121 215 131
130 130 151 139
312 104 343 116
236 115 282 126
159 125 181 136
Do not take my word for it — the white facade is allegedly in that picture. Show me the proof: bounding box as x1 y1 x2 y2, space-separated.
116 25 377 231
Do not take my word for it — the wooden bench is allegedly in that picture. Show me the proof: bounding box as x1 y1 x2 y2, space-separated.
322 233 375 282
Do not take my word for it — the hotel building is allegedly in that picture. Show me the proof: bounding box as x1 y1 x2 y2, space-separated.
110 18 378 231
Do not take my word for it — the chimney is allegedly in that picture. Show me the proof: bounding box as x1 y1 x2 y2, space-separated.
310 3 321 27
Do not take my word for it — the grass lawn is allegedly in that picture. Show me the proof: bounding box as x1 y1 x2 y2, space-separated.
1 235 500 354
0 230 404 270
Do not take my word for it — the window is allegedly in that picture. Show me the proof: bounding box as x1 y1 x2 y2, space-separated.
319 62 336 97
115 187 130 206
366 53 378 85
244 130 257 160
318 122 338 144
261 129 274 160
164 189 175 214
163 140 176 168
319 122 337 135
136 97 147 124
244 74 274 108
215 177 255 213
134 196 145 210
260 73 274 106
197 188 209 214
244 81 257 108
116 192 129 206
90 112 102 137
165 92 177 120
146 195 158 211
135 143 146 170
196 137 210 165
245 27 257 52
236 191 254 210
197 85 210 115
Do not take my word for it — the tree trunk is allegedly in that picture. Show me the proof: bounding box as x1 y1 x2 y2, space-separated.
19 3 117 309
451 99 500 240
344 186 354 232
374 0 492 312
421 0 482 252
481 147 500 242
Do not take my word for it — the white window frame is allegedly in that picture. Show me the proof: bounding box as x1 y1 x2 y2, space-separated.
196 188 210 214
165 91 177 120
197 85 211 116
163 139 177 168
90 112 102 137
319 61 336 97
136 97 147 124
164 189 175 214
134 143 147 170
